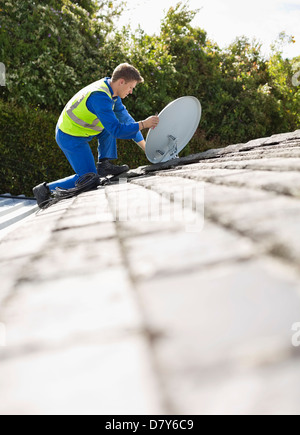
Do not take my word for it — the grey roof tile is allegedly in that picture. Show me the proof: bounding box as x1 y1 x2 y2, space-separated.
0 130 300 415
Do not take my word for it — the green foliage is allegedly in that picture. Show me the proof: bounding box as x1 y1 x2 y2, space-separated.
1 1 299 195
114 2 299 147
0 101 64 196
0 0 124 110
267 48 300 132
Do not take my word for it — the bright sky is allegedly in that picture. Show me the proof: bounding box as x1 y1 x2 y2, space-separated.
117 0 300 59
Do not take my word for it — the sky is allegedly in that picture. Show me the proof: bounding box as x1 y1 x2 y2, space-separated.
117 0 300 59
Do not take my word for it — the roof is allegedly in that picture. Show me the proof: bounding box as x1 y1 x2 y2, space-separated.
0 129 300 415
0 194 37 233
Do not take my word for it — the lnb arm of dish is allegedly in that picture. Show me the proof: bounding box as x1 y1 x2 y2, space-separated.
153 135 179 163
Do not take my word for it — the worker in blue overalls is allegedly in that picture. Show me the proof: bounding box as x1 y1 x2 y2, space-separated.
33 63 159 207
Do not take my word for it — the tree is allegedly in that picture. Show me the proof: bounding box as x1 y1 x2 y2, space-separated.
267 32 300 132
0 0 124 110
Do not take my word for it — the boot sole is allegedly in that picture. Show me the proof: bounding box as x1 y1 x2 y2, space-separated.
98 166 129 177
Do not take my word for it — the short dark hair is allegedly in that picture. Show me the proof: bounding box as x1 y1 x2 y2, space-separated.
111 63 144 83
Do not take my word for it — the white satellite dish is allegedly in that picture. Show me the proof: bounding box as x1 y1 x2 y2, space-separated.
145 96 201 164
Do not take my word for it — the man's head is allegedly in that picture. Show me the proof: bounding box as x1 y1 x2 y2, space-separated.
111 63 144 99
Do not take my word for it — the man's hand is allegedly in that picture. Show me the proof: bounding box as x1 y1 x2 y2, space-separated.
139 115 159 130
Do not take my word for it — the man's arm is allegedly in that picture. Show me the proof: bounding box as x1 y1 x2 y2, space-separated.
87 92 159 143
87 92 140 139
136 139 146 152
113 97 144 144
114 100 159 154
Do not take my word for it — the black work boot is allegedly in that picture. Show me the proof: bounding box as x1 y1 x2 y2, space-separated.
97 160 129 177
32 182 51 208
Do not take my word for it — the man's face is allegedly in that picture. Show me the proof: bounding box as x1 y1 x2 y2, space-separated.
119 80 137 99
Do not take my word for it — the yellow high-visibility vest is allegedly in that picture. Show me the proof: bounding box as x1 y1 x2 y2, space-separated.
58 79 112 137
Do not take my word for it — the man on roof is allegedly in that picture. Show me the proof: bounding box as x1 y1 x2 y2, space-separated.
33 63 159 207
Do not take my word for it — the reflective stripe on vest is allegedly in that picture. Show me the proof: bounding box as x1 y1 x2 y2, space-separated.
59 80 113 136
66 96 103 132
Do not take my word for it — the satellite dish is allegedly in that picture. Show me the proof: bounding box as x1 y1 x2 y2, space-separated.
145 96 201 164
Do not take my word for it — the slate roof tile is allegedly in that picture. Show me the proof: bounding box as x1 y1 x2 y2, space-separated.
0 130 300 414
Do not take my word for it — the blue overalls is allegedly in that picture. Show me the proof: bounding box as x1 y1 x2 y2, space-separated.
47 78 143 191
